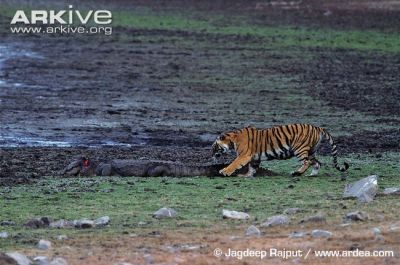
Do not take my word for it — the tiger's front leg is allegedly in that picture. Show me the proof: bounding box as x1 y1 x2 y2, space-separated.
219 155 252 176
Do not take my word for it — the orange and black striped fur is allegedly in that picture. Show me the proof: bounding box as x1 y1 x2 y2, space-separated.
212 124 349 177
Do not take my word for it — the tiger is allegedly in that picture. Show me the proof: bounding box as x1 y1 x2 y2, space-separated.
212 124 349 177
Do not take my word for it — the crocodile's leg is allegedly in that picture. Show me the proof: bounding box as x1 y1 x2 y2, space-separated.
237 163 257 178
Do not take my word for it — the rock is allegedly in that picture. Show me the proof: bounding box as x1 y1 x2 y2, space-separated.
245 225 261 236
56 235 68 241
116 263 133 265
24 217 50 229
49 220 74 229
311 230 332 238
261 214 289 227
300 213 326 223
74 219 94 229
143 254 153 264
0 231 9 238
289 231 307 238
33 256 50 265
1 221 15 226
344 211 369 222
222 209 249 220
0 253 18 265
37 239 51 250
153 207 177 219
383 187 400 195
372 227 381 235
343 175 378 203
94 216 110 226
283 208 301 215
50 257 68 265
5 252 32 265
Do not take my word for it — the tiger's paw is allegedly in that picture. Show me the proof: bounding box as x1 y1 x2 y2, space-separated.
219 168 231 176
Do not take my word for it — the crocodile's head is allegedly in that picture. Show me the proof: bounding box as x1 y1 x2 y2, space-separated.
62 156 92 176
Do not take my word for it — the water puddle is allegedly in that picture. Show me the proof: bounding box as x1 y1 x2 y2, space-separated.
0 134 136 148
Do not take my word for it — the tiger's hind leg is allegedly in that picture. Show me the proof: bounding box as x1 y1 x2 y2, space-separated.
309 157 321 176
291 150 311 176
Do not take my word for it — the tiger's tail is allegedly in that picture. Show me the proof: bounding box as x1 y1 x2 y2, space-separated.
320 128 349 172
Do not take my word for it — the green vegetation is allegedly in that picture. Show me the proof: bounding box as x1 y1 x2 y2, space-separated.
1 153 399 250
112 11 400 53
0 5 399 52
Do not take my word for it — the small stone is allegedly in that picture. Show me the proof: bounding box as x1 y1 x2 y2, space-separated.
153 208 177 219
222 209 249 220
289 231 307 238
300 213 326 223
37 239 51 250
49 220 74 229
245 225 261 236
49 257 68 265
383 187 400 195
94 216 110 226
344 211 369 222
283 208 301 215
74 219 94 229
143 254 153 264
372 227 381 235
33 256 50 265
0 221 15 226
24 217 50 229
5 252 32 265
311 230 332 238
261 214 289 227
0 231 9 238
56 235 68 241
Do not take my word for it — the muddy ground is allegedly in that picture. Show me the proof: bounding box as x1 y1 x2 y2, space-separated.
0 1 399 185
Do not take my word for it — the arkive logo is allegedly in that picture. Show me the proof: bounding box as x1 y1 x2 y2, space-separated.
10 5 112 25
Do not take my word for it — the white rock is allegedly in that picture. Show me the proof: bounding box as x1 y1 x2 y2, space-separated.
383 187 400 195
56 235 68 241
289 231 307 238
261 215 289 227
222 209 249 220
49 220 74 229
343 175 378 203
33 256 50 265
94 216 110 226
153 208 177 219
245 225 261 236
0 231 8 238
37 239 51 250
311 230 332 238
283 208 301 215
6 252 32 265
372 227 381 235
50 257 68 265
74 219 94 229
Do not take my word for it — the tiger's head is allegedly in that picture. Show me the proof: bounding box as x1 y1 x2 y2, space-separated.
212 132 236 160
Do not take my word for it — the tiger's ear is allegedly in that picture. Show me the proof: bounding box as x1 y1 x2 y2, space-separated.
219 135 226 141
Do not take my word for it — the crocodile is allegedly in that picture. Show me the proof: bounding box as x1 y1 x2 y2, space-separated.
62 156 275 177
